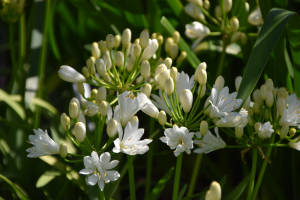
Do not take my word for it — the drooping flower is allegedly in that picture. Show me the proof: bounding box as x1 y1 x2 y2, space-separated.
185 21 210 49
256 122 274 139
58 65 86 83
247 7 263 26
79 151 120 191
193 127 226 154
26 129 59 158
215 108 248 128
279 94 300 128
160 125 194 157
113 120 152 155
209 85 243 119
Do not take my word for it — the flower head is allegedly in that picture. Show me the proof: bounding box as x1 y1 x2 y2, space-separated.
113 120 152 155
58 65 86 83
79 151 120 191
160 125 194 157
193 128 226 154
26 129 59 158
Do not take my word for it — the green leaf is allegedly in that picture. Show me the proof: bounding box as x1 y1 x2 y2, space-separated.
224 175 250 200
0 89 26 120
0 174 29 200
30 97 58 115
146 167 175 200
160 16 201 69
237 8 300 104
178 183 188 200
36 172 59 188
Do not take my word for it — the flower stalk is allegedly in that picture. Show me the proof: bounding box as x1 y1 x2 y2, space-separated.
173 153 183 200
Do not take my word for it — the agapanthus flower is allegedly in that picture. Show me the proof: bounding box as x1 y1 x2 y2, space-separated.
288 138 300 151
279 94 300 128
193 128 226 154
256 122 274 139
58 65 86 83
160 125 194 157
26 129 59 158
215 109 248 128
79 151 120 191
113 120 152 155
185 21 210 49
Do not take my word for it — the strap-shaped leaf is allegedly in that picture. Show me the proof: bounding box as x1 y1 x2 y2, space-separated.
237 8 300 103
0 174 29 200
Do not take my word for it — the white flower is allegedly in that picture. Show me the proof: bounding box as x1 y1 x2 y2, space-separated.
140 39 159 61
26 129 59 158
215 109 248 128
185 21 210 49
257 122 274 139
288 138 300 151
137 93 159 118
209 85 243 119
193 127 226 154
113 121 152 155
79 151 120 191
160 125 194 157
184 3 205 21
58 65 86 83
248 7 263 26
279 94 300 127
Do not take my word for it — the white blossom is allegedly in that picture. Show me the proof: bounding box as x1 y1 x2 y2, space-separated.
58 65 86 83
185 21 210 49
257 122 274 139
216 109 248 128
140 39 159 61
279 94 300 128
288 138 300 151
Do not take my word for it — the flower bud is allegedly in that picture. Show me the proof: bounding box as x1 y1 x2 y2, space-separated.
61 113 70 131
99 101 108 117
91 42 101 59
245 2 250 12
204 0 210 10
134 44 142 58
114 35 121 49
224 0 232 13
280 124 289 139
198 84 206 98
195 62 207 82
173 31 180 43
122 28 131 47
266 91 274 108
165 77 174 96
74 122 86 142
141 60 150 78
206 181 222 200
98 40 108 53
82 66 90 78
159 70 170 91
180 89 193 113
96 87 107 105
107 119 118 138
165 37 174 53
103 51 112 70
248 108 254 116
253 89 262 105
69 102 79 119
253 102 260 114
265 79 273 92
90 64 96 75
260 84 268 100
177 51 187 64
151 33 157 39
126 59 134 72
198 69 207 86
170 43 179 59
215 6 222 20
235 127 243 139
58 65 86 83
91 89 98 99
157 35 164 45
200 121 208 136
59 143 68 158
140 31 149 49
278 87 288 99
230 17 239 32
264 109 270 120
277 97 285 116
214 76 225 92
235 76 242 91
231 31 241 43
77 83 85 96
164 57 172 69
78 112 86 125
241 33 247 45
254 122 262 132
96 58 106 76
170 67 178 81
158 111 167 125
115 51 124 68
141 84 152 98
104 73 112 83
289 128 296 137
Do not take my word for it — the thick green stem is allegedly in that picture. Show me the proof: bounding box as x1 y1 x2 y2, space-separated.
246 148 258 200
173 153 183 200
34 0 51 128
187 154 203 196
99 187 106 200
127 155 136 200
145 118 155 197
251 134 276 200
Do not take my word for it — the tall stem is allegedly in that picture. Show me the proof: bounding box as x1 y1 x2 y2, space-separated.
216 40 227 77
127 155 136 200
246 148 258 200
173 153 183 200
145 118 155 196
98 187 105 200
251 134 276 200
96 116 104 151
187 154 203 196
34 0 51 128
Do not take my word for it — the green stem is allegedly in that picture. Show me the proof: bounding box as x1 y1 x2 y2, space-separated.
162 91 178 122
173 153 183 200
127 155 136 200
216 39 227 77
145 118 155 197
34 0 51 129
251 134 276 200
96 116 105 151
246 148 258 200
187 154 203 196
99 187 105 200
9 23 18 92
64 158 83 163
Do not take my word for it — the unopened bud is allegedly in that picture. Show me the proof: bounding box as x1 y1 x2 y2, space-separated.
173 31 180 43
78 112 86 125
140 31 149 49
231 31 241 43
91 89 98 99
61 113 70 131
106 34 114 50
235 127 243 139
170 67 178 81
230 17 239 32
280 124 289 139
151 33 157 39
289 128 296 137
200 121 208 136
165 37 174 53
91 64 96 75
254 122 261 132
98 40 108 52
177 51 187 64
170 43 179 60
253 89 262 106
157 35 164 45
206 181 222 200
165 77 174 95
59 143 68 158
260 84 268 100
114 35 121 49
278 87 288 99
103 51 112 70
224 0 232 12
141 60 150 78
241 33 247 45
215 76 225 92
74 122 86 142
134 44 142 57
107 119 118 138
96 59 106 76
198 69 207 86
164 57 172 69
77 83 85 96
277 97 285 116
69 102 79 119
180 89 193 113
198 85 206 98
253 102 260 114
96 87 107 105
266 91 274 107
265 79 273 92
100 101 108 117
82 66 90 78
215 6 222 20
104 73 112 83
126 59 134 72
141 84 152 98
91 42 101 59
134 38 139 44
204 0 210 10
115 51 124 67
122 28 131 47
235 76 242 91
195 62 207 82
136 75 144 84
158 111 167 125
159 70 170 91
